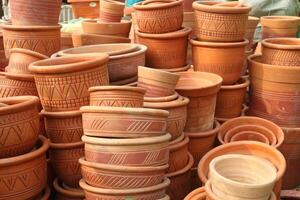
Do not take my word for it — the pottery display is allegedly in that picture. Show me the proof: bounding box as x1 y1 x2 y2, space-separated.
191 38 248 85
72 33 130 47
61 32 74 50
246 16 260 50
29 55 109 111
99 0 125 23
168 134 189 173
53 178 85 200
68 0 99 18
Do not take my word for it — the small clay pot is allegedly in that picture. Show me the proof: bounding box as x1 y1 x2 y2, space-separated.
53 178 85 200
144 92 179 103
246 16 260 50
68 0 99 19
190 38 248 85
99 0 125 23
82 133 170 166
0 135 49 200
168 134 189 173
133 0 183 34
71 33 130 47
138 66 180 97
184 187 206 200
61 32 74 50
192 1 251 42
81 106 169 138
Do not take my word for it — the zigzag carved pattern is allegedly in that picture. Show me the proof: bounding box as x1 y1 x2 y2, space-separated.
90 100 141 107
262 49 300 66
50 146 84 160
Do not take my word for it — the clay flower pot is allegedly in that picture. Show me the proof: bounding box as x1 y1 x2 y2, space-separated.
99 0 125 22
0 135 49 200
246 16 260 50
184 187 206 200
68 0 99 18
82 133 170 166
135 27 191 69
144 92 179 103
61 32 74 50
138 66 180 97
49 141 84 188
133 0 183 34
0 96 40 158
79 177 170 200
71 33 130 47
175 72 222 132
190 38 248 85
6 48 48 75
192 1 251 42
53 178 85 200
82 20 131 37
261 38 300 66
185 120 220 168
81 106 169 138
215 77 250 119
261 16 300 39
144 96 189 141
1 24 61 57
168 134 189 173
29 55 109 111
41 110 83 143
10 0 61 26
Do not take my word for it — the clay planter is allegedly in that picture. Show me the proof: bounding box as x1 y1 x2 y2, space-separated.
79 177 170 200
144 96 189 141
7 48 48 75
215 77 250 119
53 178 85 200
248 55 300 127
82 133 170 166
185 120 220 168
82 20 131 37
10 0 61 26
144 92 179 103
89 86 145 107
0 96 40 158
29 55 109 111
138 66 180 97
246 16 260 50
184 187 206 200
61 32 74 50
49 142 84 188
99 0 125 23
1 24 61 57
198 141 287 198
41 110 83 143
261 38 300 66
68 0 99 18
0 136 49 200
72 33 130 47
133 0 183 34
261 16 300 39
175 72 222 132
168 134 189 173
191 38 248 85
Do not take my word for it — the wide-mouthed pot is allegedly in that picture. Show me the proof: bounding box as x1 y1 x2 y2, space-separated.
99 0 125 23
168 134 189 173
68 0 99 19
71 33 130 47
53 178 85 200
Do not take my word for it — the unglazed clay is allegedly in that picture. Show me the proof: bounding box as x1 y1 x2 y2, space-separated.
68 0 99 18
168 134 189 173
71 33 130 47
99 0 125 23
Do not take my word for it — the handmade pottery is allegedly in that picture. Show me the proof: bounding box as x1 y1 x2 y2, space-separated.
175 72 222 132
71 33 130 47
144 92 179 103
61 32 74 50
162 65 191 73
246 16 260 50
29 55 109 111
192 1 251 42
99 0 125 23
168 134 189 173
191 38 248 85
53 178 85 200
111 76 138 85
133 0 183 34
184 187 206 200
0 136 49 200
68 0 99 18
81 106 169 138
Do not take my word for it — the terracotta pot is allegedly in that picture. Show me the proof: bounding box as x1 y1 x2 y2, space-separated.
185 120 220 168
82 133 170 166
138 66 180 97
192 1 251 42
1 24 61 57
162 65 191 73
81 106 168 138
261 16 300 39
38 187 51 200
41 110 83 143
0 96 40 158
246 16 260 50
281 190 300 200
99 0 125 23
144 92 179 103
79 177 170 200
184 187 206 200
135 27 191 69
133 0 183 34
166 152 194 200
0 135 49 200
29 55 109 111
68 0 99 18
6 48 48 75
49 141 84 188
175 72 222 132
53 178 85 200
82 20 131 37
10 0 61 26
168 134 189 173
215 77 249 119
198 141 287 198
248 54 300 127
61 32 74 50
111 76 138 85
191 38 248 85
144 96 189 141
0 50 8 71
261 38 300 67
71 33 130 47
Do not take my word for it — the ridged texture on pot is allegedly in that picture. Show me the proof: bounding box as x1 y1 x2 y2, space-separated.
184 187 206 200
68 0 99 18
53 178 85 200
99 0 125 23
168 134 189 173
71 33 130 47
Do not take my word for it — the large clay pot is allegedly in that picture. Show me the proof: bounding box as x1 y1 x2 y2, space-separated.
168 134 189 173
2 24 61 57
53 178 85 200
133 0 183 34
0 136 49 200
10 0 61 26
184 187 206 200
191 38 248 85
72 33 130 47
99 0 125 23
246 16 260 50
175 72 222 132
68 0 99 18
0 96 40 158
192 1 251 42
81 106 168 138
29 55 109 111
135 27 191 69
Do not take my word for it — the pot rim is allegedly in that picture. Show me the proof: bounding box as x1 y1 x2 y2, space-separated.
0 95 39 115
9 48 49 59
135 27 192 39
71 32 132 41
89 85 146 94
190 38 249 48
50 141 84 149
162 65 191 72
138 66 180 85
41 109 82 118
166 152 194 177
134 0 183 10
1 23 61 31
53 178 84 197
185 120 220 137
144 96 190 109
192 1 251 14
3 72 35 81
184 187 205 200
82 19 131 25
169 135 189 151
220 77 250 90
144 92 178 102
262 37 300 50
261 16 300 27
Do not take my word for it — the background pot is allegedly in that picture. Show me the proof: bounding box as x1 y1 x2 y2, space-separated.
71 33 130 47
99 0 125 23
168 134 189 173
68 0 99 18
